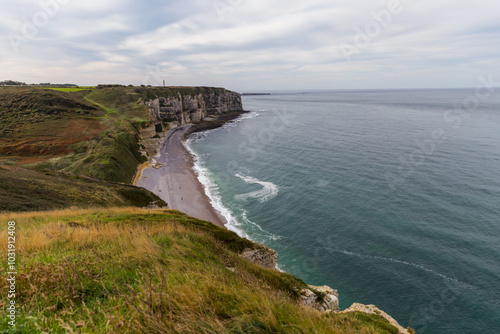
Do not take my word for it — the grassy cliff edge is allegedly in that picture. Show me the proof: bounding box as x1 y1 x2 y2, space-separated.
1 208 406 333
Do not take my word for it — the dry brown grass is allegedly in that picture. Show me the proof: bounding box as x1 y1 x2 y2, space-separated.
0 208 403 333
0 207 177 256
0 206 146 222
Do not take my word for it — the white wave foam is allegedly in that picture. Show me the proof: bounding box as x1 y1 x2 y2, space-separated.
241 210 282 241
338 249 474 289
238 111 260 120
234 173 279 203
222 111 260 129
241 210 266 232
188 112 260 142
184 141 249 238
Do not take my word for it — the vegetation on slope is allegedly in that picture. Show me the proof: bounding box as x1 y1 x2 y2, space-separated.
0 166 165 212
0 208 401 334
133 86 234 101
34 87 151 183
0 86 152 183
0 87 101 157
0 85 242 184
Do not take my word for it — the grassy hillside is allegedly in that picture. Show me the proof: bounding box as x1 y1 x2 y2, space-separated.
34 86 151 183
0 87 102 158
0 86 168 212
0 85 242 184
0 208 402 334
0 165 165 212
0 86 150 183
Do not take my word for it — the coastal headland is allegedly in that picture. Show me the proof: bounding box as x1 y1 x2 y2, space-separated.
0 84 413 333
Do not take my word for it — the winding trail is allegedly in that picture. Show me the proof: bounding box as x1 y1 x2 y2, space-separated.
137 125 226 227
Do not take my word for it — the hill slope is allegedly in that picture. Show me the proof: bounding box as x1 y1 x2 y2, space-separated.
0 165 165 212
0 85 243 212
0 208 403 334
0 85 244 185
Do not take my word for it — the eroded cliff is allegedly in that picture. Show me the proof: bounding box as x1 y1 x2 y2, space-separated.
137 86 243 126
136 86 244 166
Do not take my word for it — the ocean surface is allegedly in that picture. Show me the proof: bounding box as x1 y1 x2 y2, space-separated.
186 89 500 334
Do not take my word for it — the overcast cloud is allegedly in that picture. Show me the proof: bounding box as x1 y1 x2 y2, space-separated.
0 0 499 90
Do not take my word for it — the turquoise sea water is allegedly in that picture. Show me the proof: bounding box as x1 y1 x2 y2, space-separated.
186 89 500 334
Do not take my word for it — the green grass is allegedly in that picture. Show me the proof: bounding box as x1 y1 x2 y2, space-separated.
0 87 98 121
40 87 91 92
0 86 152 183
0 166 166 212
84 94 118 117
0 208 403 333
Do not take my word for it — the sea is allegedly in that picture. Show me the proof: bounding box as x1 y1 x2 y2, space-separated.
185 89 500 334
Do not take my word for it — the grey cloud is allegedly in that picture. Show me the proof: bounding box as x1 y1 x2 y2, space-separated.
0 0 498 89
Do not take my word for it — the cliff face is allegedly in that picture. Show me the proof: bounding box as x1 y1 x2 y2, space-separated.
340 303 413 334
139 87 243 126
298 285 340 312
136 86 244 164
241 247 278 269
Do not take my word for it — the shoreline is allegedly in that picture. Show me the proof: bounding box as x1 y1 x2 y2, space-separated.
136 112 248 228
137 125 226 227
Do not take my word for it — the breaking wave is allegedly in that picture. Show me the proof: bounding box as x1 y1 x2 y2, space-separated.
234 173 279 203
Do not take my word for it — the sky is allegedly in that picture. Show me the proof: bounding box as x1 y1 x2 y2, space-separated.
0 0 499 91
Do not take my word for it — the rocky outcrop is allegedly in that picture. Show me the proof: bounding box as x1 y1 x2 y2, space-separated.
137 122 163 168
135 87 244 167
143 87 243 127
240 247 340 313
297 285 340 312
241 247 278 269
339 303 413 334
